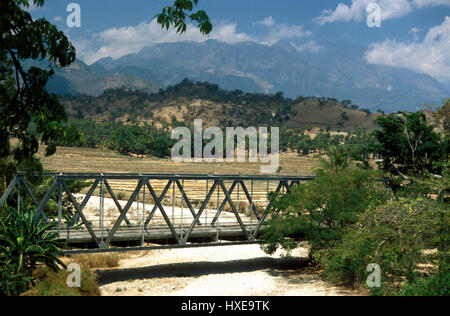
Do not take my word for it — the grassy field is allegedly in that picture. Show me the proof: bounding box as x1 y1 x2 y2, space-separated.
38 146 319 176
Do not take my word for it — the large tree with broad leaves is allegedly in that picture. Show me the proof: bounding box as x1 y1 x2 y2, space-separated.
156 0 212 35
0 0 81 185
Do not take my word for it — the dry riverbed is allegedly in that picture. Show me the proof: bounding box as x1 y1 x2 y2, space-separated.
71 195 367 296
96 244 367 296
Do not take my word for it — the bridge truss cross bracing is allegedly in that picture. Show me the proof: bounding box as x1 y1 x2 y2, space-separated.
0 173 314 255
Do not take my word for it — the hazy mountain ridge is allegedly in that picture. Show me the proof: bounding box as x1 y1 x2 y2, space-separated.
27 59 160 96
43 40 448 113
297 40 449 112
94 40 326 98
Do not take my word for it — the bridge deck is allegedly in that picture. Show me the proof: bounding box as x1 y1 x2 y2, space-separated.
53 222 262 245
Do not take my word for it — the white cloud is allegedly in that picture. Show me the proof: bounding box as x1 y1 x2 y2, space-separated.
79 20 252 64
315 0 411 24
255 16 312 45
254 16 276 27
315 0 450 25
413 0 450 8
53 16 63 22
260 25 311 46
78 18 311 64
365 16 450 82
291 41 325 53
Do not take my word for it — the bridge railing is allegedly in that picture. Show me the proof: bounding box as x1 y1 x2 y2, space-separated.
0 172 314 253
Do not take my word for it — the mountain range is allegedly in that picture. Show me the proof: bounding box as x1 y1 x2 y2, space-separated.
44 39 448 113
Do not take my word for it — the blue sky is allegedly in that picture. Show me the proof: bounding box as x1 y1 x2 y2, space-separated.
29 0 450 85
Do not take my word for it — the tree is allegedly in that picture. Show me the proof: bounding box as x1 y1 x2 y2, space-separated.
156 0 212 35
342 99 352 107
0 0 81 185
361 108 372 116
429 99 450 137
373 112 449 177
341 112 349 121
317 146 351 172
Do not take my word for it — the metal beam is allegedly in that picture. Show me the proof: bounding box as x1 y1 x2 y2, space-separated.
0 177 17 211
35 172 313 182
20 178 39 208
63 240 261 256
239 180 262 222
69 179 100 227
211 181 238 226
144 180 181 244
104 180 144 248
175 180 201 225
217 181 249 241
252 181 284 238
103 179 131 226
183 181 218 243
63 182 102 247
34 179 58 222
144 180 173 228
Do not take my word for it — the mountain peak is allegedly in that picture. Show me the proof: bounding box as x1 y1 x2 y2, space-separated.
273 39 296 51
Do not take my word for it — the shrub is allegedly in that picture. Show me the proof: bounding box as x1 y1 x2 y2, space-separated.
341 112 349 121
317 229 374 285
0 264 32 296
320 197 448 295
0 207 65 296
261 167 388 257
22 266 101 296
116 192 126 200
70 253 121 269
397 263 449 296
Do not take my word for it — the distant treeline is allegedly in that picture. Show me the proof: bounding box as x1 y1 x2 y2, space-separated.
279 127 377 161
64 118 378 161
66 119 175 158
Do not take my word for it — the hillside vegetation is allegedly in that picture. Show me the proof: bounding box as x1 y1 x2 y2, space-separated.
61 79 381 131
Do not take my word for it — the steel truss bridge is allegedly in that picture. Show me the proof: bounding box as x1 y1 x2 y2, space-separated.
0 173 314 255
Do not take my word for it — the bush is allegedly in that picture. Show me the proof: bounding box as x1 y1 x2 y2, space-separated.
0 207 65 296
0 264 32 296
70 253 121 269
261 167 388 256
317 229 374 285
398 263 449 296
22 266 100 296
116 192 126 200
319 197 448 295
